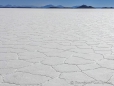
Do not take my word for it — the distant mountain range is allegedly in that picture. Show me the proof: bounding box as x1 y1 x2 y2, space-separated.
0 4 113 9
41 5 64 8
39 4 95 8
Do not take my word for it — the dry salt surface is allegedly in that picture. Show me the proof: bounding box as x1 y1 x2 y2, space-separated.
0 8 114 86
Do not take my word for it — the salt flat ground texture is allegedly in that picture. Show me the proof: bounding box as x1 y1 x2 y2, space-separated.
0 9 114 86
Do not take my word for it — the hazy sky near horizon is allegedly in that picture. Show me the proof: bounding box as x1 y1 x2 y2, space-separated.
0 0 114 7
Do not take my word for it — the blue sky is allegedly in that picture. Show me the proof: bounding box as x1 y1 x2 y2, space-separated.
0 0 114 7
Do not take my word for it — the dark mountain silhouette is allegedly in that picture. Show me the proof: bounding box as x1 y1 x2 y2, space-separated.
42 4 94 9
77 5 94 8
42 4 64 8
0 4 113 9
102 7 113 9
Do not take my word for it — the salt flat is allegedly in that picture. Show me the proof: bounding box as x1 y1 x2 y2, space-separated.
0 8 114 86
